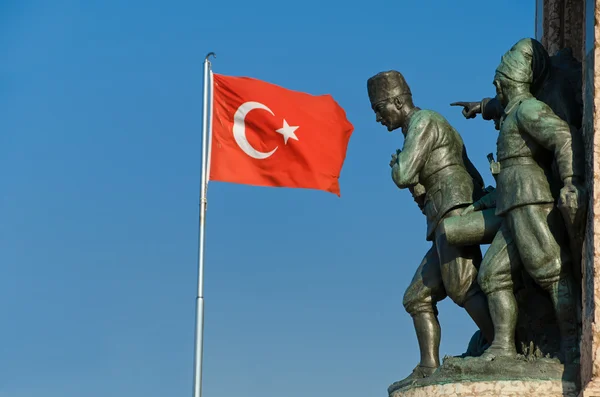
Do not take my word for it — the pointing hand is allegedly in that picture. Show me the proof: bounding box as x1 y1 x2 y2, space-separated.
450 101 482 119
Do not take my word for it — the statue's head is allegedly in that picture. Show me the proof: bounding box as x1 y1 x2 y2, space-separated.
367 70 414 131
493 38 547 107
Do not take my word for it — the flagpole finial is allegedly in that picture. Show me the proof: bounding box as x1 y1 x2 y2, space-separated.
205 52 216 62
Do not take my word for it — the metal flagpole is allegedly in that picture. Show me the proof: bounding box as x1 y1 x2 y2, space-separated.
193 51 215 397
206 70 215 180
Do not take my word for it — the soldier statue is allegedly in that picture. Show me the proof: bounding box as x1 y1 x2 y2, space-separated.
452 38 586 283
367 70 494 385
455 39 585 364
451 39 582 131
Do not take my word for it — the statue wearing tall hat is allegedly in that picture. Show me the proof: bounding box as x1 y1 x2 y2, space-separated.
451 37 587 290
464 39 583 365
367 70 494 386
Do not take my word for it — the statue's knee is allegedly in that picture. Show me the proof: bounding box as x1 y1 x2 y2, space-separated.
445 284 469 307
402 292 417 315
403 291 435 316
477 269 493 295
527 258 562 290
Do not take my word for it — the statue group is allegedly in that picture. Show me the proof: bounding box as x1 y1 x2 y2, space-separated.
369 38 588 391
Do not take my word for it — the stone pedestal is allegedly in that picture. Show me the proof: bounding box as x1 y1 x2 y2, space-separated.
391 380 578 397
388 357 579 397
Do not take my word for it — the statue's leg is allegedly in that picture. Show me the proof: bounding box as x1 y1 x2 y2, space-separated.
506 203 579 364
435 209 494 344
412 313 441 369
477 221 522 359
403 246 446 373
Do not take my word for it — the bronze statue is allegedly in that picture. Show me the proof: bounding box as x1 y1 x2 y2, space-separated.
452 38 586 282
447 38 587 364
451 42 582 131
381 38 590 397
368 70 494 385
457 39 585 364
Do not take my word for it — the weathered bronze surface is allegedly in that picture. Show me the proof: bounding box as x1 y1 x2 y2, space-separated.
450 38 585 367
380 37 589 394
368 70 494 388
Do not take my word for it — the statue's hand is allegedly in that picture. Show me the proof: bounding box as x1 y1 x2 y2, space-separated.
559 180 584 210
462 189 498 216
450 101 482 119
461 200 486 216
460 204 477 216
390 149 401 168
461 190 497 216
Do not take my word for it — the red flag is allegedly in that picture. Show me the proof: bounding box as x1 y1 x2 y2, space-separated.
209 74 354 196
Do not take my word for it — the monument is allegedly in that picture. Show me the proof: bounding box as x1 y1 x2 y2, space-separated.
367 70 494 387
373 1 600 395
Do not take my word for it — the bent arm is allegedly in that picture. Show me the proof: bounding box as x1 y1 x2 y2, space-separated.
392 114 436 188
516 99 583 182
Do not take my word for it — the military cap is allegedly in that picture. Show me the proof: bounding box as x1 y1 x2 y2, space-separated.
495 38 535 84
367 70 412 107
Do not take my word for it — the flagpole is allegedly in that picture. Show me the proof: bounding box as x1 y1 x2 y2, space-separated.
206 70 215 179
193 51 215 397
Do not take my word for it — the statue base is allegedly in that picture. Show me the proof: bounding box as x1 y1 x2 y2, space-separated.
389 379 578 397
388 356 579 397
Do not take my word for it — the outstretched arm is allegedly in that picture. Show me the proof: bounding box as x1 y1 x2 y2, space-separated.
451 97 503 129
481 97 503 122
450 101 482 119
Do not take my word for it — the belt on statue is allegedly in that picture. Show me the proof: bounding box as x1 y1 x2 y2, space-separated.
498 156 538 169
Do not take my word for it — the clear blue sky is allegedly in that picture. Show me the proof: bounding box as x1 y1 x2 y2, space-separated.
1 1 534 396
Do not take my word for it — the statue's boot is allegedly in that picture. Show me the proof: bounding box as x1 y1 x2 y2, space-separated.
413 312 441 368
394 312 440 388
463 291 495 346
547 277 580 364
479 290 518 361
393 365 437 389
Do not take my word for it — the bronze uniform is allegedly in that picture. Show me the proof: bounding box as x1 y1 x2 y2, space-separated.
394 108 485 314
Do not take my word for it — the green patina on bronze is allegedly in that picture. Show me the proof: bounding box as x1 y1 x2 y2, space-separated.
367 70 494 389
380 37 588 395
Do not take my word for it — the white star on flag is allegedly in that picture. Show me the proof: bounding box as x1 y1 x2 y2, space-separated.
276 119 299 144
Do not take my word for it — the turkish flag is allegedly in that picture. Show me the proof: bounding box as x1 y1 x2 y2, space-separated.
209 74 354 196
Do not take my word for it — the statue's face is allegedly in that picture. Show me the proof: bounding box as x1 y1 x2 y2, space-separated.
373 98 403 131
